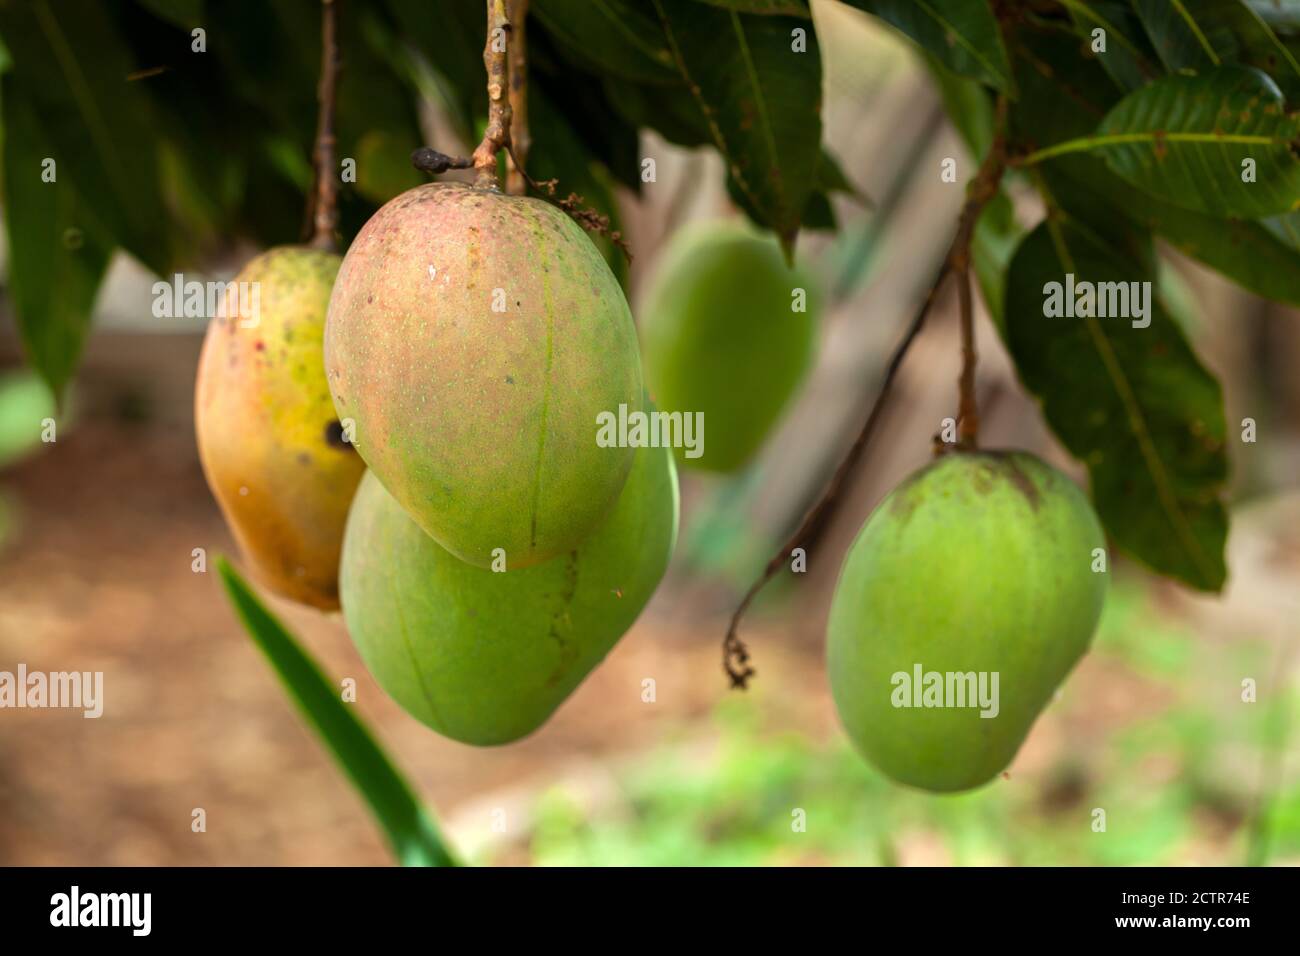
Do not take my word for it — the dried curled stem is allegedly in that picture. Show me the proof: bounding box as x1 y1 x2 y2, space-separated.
471 0 513 191
505 0 530 196
721 97 1010 690
309 0 341 251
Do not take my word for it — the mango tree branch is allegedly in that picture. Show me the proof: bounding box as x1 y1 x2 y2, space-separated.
472 0 513 191
721 97 1009 690
309 0 341 251
505 0 530 196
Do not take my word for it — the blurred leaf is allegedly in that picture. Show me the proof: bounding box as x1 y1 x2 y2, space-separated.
653 0 823 251
971 191 1021 330
354 130 424 205
528 84 629 285
1004 220 1228 591
848 0 1011 92
132 0 202 29
1 77 112 401
0 0 172 273
532 0 679 84
603 74 713 146
692 0 811 14
386 0 486 142
1029 66 1300 219
216 558 459 868
529 26 644 193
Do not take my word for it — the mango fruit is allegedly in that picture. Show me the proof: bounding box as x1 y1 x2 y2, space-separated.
324 181 642 569
826 451 1107 792
340 443 678 746
196 246 364 610
640 221 818 473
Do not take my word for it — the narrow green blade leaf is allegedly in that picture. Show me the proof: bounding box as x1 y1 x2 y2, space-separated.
1 77 112 402
1004 222 1228 591
653 0 823 251
216 558 459 868
848 0 1012 92
1031 66 1300 218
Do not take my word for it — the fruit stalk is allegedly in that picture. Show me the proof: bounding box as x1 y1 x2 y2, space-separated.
721 96 1010 690
309 0 340 251
472 0 514 191
505 0 530 196
956 260 978 449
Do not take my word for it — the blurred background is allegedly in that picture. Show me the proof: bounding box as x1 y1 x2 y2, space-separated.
0 1 1297 866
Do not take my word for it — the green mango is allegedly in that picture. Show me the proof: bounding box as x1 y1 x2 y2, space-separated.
640 221 818 473
827 451 1107 792
340 443 679 746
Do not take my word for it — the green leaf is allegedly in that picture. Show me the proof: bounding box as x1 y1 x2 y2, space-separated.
1 77 112 401
1012 26 1300 306
385 0 487 144
1027 66 1300 219
691 0 811 15
848 0 1012 92
532 0 679 84
1004 221 1228 591
1060 0 1163 92
653 0 823 250
1132 0 1300 101
0 0 173 273
527 85 630 285
216 558 459 867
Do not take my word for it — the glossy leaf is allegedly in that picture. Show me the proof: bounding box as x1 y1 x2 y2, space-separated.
0 0 173 273
653 0 823 251
216 558 459 868
1133 0 1300 102
1012 26 1300 306
1004 221 1228 591
1028 66 1300 218
1 77 112 401
848 0 1011 92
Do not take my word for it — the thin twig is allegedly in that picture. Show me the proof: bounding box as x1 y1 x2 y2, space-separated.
309 0 341 251
505 0 530 196
471 0 513 191
956 258 979 448
721 97 1010 690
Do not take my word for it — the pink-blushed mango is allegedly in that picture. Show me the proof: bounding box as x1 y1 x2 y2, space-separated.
324 181 642 569
827 451 1107 792
195 247 364 610
340 443 678 746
